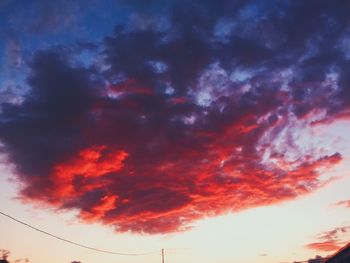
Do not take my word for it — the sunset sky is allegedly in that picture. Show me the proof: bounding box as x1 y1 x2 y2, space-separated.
1 1 350 263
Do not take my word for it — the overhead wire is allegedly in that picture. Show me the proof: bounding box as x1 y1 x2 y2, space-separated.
0 210 159 256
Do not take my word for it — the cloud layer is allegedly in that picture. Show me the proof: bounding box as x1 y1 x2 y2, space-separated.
0 0 349 234
306 226 350 252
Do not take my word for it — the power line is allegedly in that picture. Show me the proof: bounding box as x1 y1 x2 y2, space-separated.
0 210 159 256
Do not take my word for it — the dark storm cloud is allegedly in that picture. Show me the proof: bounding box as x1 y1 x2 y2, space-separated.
0 0 349 234
0 50 101 179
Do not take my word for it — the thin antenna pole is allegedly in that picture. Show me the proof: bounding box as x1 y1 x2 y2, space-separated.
162 248 164 263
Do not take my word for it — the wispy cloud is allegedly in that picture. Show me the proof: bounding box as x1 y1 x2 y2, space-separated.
306 226 350 252
333 199 350 208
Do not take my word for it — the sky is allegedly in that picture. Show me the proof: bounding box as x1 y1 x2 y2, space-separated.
1 0 350 262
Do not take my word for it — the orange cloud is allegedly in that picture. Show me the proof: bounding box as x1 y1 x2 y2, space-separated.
306 226 350 252
43 146 127 204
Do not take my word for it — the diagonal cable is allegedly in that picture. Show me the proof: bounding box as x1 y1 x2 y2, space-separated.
0 210 159 256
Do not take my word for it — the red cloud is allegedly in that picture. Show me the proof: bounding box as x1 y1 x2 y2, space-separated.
13 73 343 233
306 226 350 252
80 194 118 222
46 146 128 204
21 140 342 234
0 49 346 234
306 240 341 252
